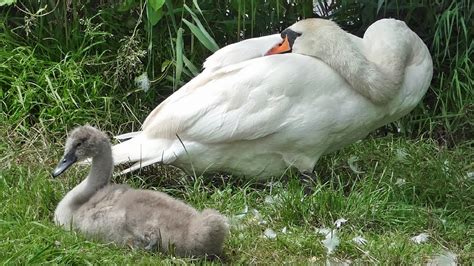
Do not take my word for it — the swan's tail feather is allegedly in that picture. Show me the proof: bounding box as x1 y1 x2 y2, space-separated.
114 131 142 142
118 157 164 175
112 133 175 175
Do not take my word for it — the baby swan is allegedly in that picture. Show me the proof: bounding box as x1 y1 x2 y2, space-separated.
52 125 228 257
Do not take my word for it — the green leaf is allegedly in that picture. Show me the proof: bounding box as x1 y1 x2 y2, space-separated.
146 5 163 26
175 28 184 85
182 18 219 52
0 0 16 6
192 0 203 15
183 5 219 52
147 0 165 11
161 60 172 72
183 55 199 77
377 0 385 14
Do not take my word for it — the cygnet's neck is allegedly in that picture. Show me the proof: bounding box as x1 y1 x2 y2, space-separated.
87 143 113 189
69 142 113 206
54 138 114 227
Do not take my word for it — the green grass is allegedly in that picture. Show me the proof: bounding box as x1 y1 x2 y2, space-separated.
1 125 472 264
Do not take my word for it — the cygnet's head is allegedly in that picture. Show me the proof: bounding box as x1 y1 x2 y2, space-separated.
52 125 110 177
265 18 340 57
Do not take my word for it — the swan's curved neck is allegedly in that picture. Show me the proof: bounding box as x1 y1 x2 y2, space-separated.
302 24 409 104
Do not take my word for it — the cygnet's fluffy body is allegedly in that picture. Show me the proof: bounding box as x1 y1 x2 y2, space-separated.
52 125 228 257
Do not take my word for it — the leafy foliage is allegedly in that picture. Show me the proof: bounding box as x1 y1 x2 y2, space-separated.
1 0 471 142
0 0 15 7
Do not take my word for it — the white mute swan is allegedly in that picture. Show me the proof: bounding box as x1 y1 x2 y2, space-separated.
52 125 228 257
112 18 433 178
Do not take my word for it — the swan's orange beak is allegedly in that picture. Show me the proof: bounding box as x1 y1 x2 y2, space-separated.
265 36 292 55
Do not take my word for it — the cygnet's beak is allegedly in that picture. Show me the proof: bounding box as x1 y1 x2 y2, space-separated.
52 151 77 177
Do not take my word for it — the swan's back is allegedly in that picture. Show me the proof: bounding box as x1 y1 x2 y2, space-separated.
149 54 384 175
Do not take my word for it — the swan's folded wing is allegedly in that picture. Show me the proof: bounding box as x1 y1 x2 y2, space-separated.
141 55 308 144
112 56 298 170
202 34 282 73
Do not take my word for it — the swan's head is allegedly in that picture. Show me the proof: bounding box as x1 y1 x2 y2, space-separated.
52 125 110 177
265 18 340 57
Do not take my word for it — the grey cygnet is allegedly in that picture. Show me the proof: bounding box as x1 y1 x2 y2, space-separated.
52 125 229 257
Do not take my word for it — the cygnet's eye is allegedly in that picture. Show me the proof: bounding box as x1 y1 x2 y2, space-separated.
76 142 82 148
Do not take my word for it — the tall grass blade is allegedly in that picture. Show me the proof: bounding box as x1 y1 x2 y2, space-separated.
183 5 219 52
174 27 184 89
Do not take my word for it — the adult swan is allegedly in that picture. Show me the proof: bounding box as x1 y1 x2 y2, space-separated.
112 18 433 178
